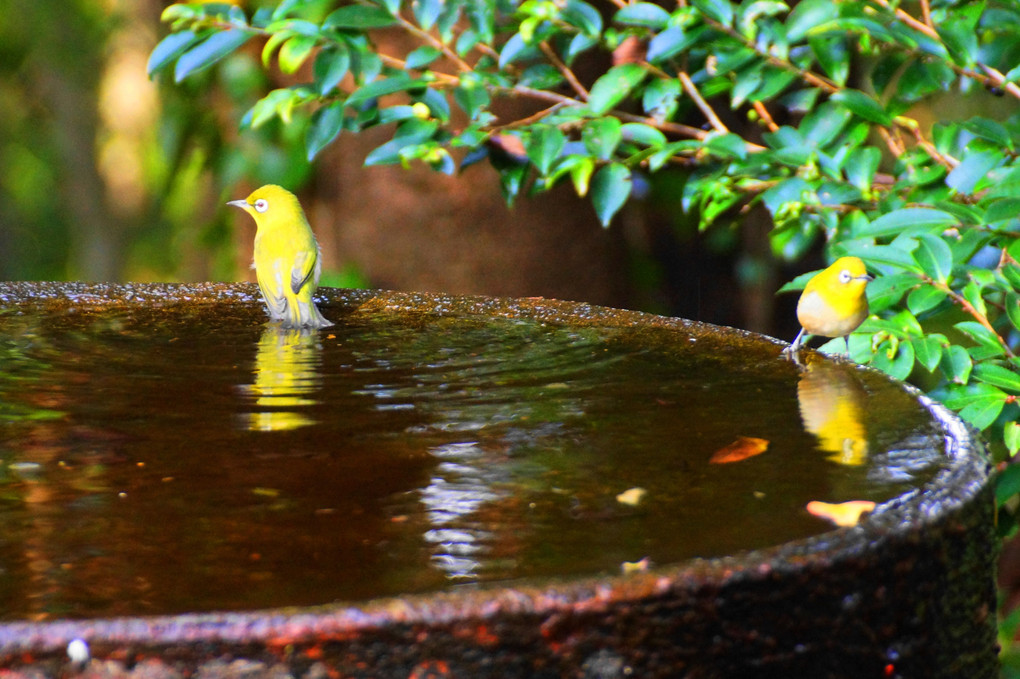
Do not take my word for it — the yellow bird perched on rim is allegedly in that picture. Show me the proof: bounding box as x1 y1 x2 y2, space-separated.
228 185 333 329
785 256 873 357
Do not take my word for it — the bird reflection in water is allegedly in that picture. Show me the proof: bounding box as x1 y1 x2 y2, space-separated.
796 356 869 466
239 325 323 431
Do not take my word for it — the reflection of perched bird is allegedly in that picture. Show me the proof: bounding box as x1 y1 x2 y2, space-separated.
787 256 872 356
797 358 869 466
228 185 332 329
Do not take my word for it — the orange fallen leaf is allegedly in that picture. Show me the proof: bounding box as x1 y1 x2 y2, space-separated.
709 436 769 464
806 500 876 527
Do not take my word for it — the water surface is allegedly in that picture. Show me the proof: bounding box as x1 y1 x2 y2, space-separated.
0 300 946 620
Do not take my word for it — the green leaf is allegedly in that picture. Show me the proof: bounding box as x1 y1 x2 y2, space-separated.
808 35 849 87
1007 293 1020 333
306 102 346 161
364 119 439 166
562 0 603 37
864 272 917 312
911 334 944 372
454 81 491 120
858 207 957 238
325 5 398 28
279 34 317 74
345 75 427 109
567 156 596 196
148 30 200 76
912 233 954 283
704 132 748 160
974 363 1020 393
591 163 632 227
838 241 921 272
587 64 646 115
692 0 734 26
984 197 1020 224
647 25 706 63
174 29 252 82
413 0 443 30
997 463 1020 504
785 0 838 41
941 343 973 383
614 2 671 29
777 269 818 294
406 45 442 70
960 397 1005 430
906 284 947 315
313 45 351 96
869 338 916 381
1006 422 1020 457
955 321 1006 358
499 33 535 69
621 123 667 148
936 23 978 68
962 117 1013 151
582 117 623 161
799 102 852 147
844 146 881 192
525 126 566 175
945 149 1003 195
830 89 892 125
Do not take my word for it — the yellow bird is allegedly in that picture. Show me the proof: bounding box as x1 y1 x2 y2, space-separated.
228 185 333 329
786 256 872 356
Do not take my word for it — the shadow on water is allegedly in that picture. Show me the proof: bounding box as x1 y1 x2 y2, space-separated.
0 300 948 620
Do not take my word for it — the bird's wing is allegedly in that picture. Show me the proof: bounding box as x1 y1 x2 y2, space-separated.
290 248 318 295
257 268 288 319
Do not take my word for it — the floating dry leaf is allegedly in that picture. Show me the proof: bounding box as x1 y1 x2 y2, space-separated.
709 436 769 464
621 557 650 574
616 487 647 506
806 500 876 527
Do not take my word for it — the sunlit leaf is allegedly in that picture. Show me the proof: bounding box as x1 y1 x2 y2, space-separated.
615 487 647 506
806 500 876 527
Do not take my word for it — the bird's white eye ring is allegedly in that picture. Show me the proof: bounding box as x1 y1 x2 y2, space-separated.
254 199 269 213
838 270 852 283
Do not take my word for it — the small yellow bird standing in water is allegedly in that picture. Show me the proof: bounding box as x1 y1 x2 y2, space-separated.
228 185 333 329
785 256 872 357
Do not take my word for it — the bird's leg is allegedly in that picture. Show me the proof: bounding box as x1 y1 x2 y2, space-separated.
783 327 807 360
843 335 851 356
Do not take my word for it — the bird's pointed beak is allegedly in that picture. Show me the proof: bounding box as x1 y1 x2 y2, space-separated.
227 199 250 211
859 273 874 282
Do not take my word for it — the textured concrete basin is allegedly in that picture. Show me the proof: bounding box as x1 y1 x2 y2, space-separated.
0 282 997 679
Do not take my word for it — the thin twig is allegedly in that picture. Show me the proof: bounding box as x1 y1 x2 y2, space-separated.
926 276 1016 357
752 101 779 132
980 65 1020 100
678 71 728 133
539 41 588 100
871 0 938 39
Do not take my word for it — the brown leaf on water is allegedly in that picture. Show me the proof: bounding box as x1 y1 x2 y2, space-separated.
806 500 876 527
709 436 769 464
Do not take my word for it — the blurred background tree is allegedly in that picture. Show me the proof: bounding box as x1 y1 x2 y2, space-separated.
0 0 759 328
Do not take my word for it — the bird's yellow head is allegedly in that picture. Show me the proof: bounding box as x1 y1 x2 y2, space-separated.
227 185 306 231
813 256 873 296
